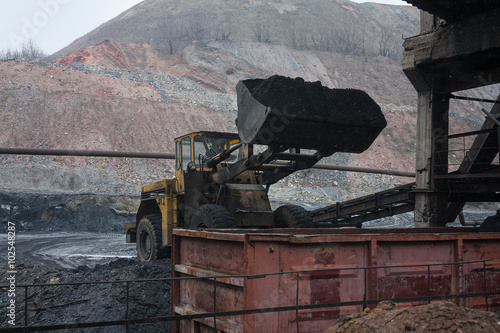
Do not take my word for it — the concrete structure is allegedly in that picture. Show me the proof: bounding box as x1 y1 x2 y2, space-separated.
402 1 500 227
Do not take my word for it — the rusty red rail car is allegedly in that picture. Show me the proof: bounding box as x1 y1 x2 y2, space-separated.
170 228 500 333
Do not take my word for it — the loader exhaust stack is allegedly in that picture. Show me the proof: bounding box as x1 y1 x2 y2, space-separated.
236 75 387 153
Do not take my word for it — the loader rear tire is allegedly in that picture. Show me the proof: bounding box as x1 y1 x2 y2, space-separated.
274 205 313 228
190 204 234 229
136 214 169 261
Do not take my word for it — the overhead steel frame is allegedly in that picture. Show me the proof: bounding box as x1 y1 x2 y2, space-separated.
402 5 500 227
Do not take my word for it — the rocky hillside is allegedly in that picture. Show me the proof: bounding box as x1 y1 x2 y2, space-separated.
1 0 498 230
50 0 419 62
1 40 422 197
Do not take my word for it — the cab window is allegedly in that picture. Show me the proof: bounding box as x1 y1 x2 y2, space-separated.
193 135 207 164
181 136 192 172
175 140 180 170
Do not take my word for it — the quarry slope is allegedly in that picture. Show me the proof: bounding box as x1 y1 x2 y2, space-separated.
1 40 422 195
1 40 498 230
49 0 419 63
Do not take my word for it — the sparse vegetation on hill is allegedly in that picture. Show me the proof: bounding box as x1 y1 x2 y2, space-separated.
49 0 419 61
0 40 46 61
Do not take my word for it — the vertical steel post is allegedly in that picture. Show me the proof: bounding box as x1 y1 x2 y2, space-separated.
126 282 130 333
296 272 300 333
427 265 431 304
497 127 500 162
363 267 368 310
483 261 489 311
213 277 217 332
462 136 466 164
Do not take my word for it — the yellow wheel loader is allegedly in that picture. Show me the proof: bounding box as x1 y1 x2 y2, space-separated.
125 75 387 261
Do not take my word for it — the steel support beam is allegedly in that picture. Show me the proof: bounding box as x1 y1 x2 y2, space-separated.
0 147 415 178
403 6 500 227
0 147 175 159
446 95 500 221
311 183 416 226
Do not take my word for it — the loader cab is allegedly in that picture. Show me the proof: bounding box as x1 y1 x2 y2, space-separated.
174 131 242 193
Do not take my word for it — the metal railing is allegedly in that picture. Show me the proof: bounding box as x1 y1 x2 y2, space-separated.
0 259 496 333
435 128 500 172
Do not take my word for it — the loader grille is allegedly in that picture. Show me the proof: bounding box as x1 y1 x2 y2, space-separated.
141 188 165 200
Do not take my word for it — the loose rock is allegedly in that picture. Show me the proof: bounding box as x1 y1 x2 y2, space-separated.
325 301 500 333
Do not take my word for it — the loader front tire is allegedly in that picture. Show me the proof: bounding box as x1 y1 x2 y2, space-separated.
274 205 313 228
190 204 234 229
136 213 169 261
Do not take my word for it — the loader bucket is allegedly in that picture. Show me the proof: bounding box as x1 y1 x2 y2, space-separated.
236 75 387 153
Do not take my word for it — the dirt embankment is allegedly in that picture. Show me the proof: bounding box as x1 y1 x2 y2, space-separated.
325 300 500 333
0 58 232 195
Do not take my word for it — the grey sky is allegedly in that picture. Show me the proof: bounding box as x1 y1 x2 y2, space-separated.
0 0 143 54
351 0 409 5
0 0 410 56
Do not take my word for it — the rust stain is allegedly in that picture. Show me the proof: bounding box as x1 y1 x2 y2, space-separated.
314 248 336 266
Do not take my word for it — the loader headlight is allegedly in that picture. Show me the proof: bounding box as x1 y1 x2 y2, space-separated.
187 162 197 171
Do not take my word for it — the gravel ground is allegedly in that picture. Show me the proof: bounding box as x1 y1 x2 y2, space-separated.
66 62 237 117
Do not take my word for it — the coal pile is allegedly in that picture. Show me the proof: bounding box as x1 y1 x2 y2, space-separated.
480 210 500 232
0 192 137 233
248 75 381 119
0 258 171 332
237 75 387 153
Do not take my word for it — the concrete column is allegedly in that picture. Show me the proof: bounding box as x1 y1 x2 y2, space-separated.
414 91 449 227
420 10 437 33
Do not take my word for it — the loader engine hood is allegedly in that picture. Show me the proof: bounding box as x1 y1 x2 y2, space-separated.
236 75 387 154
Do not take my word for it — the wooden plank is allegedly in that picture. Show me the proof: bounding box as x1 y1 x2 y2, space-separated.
174 264 244 287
